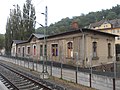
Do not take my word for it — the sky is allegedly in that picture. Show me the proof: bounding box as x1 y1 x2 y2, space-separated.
0 0 120 34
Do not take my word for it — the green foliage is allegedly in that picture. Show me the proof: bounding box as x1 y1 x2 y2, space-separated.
36 17 72 35
5 18 12 54
0 34 5 49
106 11 117 20
22 0 36 40
36 4 120 35
5 0 36 54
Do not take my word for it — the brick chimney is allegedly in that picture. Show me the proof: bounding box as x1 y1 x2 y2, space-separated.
71 21 79 30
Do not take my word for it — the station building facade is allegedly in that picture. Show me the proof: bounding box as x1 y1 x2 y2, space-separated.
11 28 117 68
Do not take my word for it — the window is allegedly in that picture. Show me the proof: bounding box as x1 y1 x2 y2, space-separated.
27 47 30 55
33 45 36 55
44 45 47 56
12 48 15 56
108 43 112 58
18 48 20 53
22 47 25 57
52 44 58 56
117 30 119 33
67 42 73 58
117 37 120 40
113 30 115 33
40 45 43 56
92 42 97 58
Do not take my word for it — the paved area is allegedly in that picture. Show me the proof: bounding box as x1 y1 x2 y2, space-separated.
0 59 96 90
0 81 9 90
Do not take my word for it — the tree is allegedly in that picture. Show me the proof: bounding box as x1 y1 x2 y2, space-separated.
0 34 5 50
5 0 36 54
10 5 22 40
5 18 12 55
111 4 120 15
106 11 117 20
5 5 22 55
22 0 36 40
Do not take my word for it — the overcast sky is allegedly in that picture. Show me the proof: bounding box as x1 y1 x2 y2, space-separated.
0 0 120 34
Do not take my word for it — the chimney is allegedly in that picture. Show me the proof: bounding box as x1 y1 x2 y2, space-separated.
71 21 79 30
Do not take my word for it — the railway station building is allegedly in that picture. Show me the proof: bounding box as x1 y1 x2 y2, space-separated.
11 28 117 68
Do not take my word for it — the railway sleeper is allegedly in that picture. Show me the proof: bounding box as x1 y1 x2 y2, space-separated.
26 85 40 90
18 83 35 89
12 78 25 82
14 79 28 84
16 81 31 87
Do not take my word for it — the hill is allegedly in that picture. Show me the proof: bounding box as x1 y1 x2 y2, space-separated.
36 4 120 35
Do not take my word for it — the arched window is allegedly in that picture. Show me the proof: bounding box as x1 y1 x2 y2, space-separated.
27 46 30 55
33 45 36 56
67 42 73 58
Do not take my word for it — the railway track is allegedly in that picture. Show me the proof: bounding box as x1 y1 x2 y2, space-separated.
0 62 58 90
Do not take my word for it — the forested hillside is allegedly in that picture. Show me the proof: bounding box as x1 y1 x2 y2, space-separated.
36 4 120 35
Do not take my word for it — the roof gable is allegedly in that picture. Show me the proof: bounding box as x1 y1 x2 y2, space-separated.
27 33 45 42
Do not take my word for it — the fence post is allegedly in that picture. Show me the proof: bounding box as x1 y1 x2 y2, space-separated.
33 59 34 70
36 60 38 71
28 58 29 68
51 61 53 76
24 58 25 67
76 68 78 83
89 73 92 87
113 78 115 90
61 63 63 79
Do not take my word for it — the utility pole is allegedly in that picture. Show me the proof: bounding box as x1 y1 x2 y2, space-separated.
45 6 48 73
41 6 49 79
